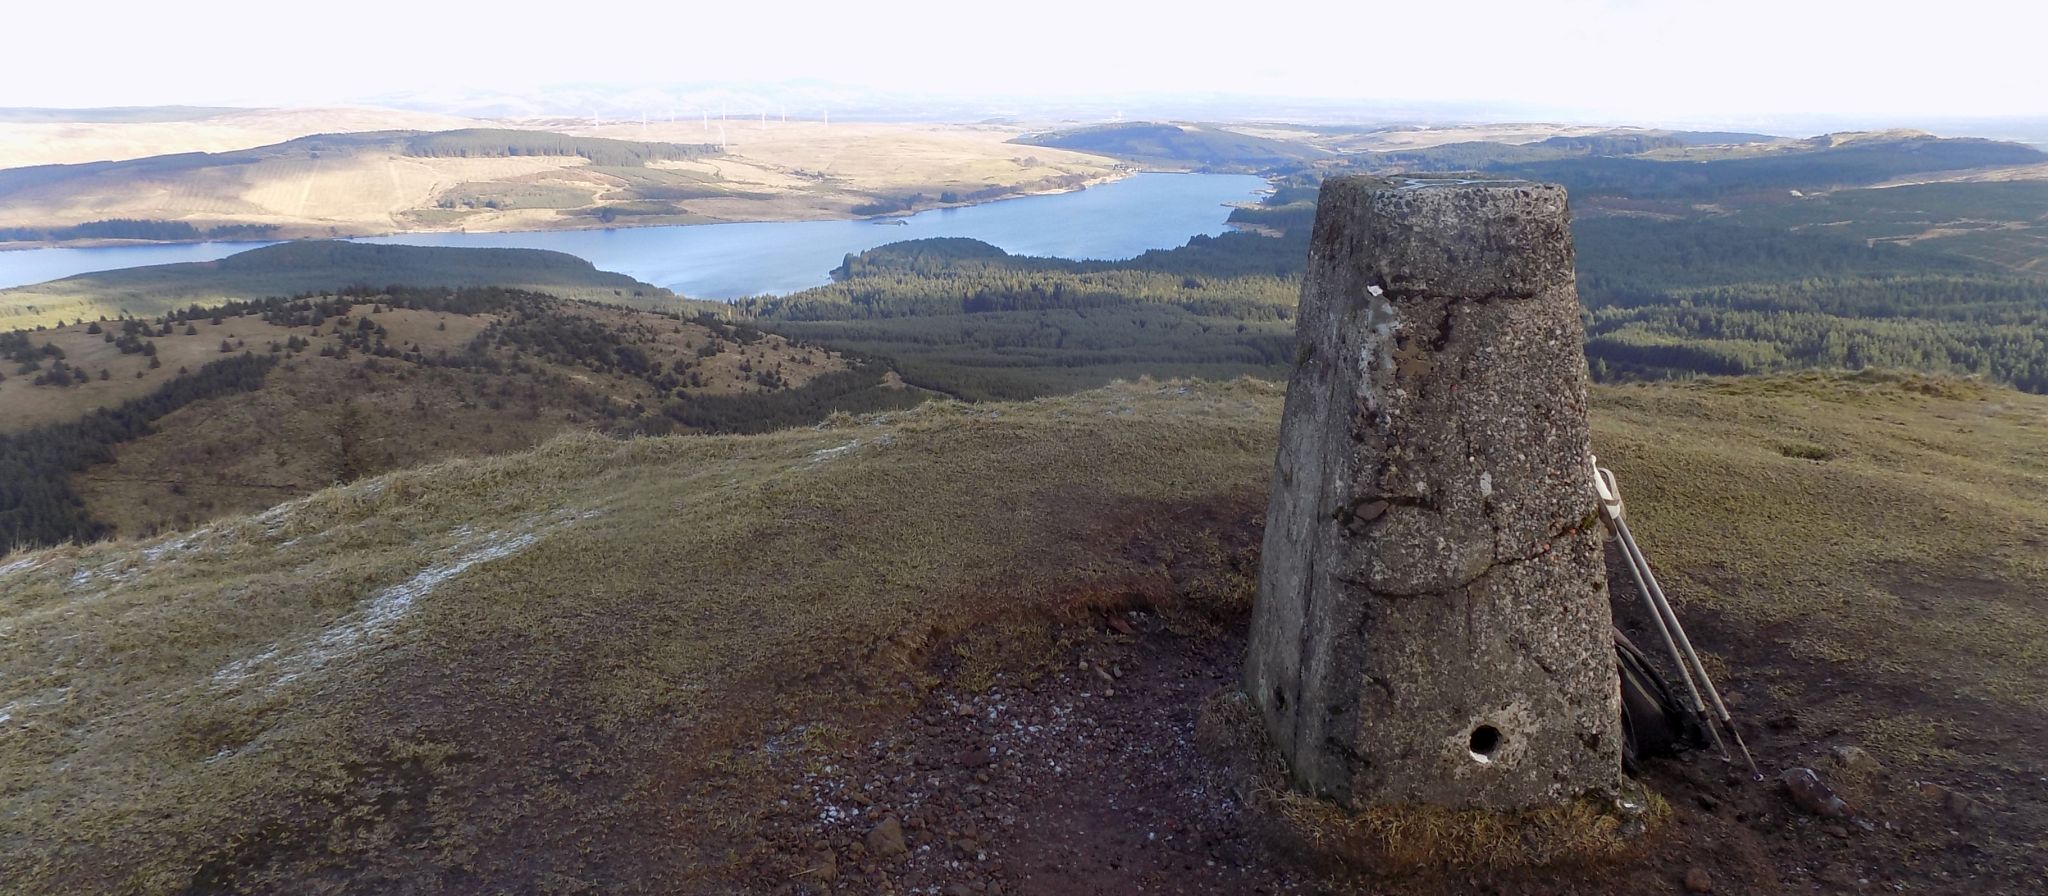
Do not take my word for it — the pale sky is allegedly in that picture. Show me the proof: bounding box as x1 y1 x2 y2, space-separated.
4 0 2043 121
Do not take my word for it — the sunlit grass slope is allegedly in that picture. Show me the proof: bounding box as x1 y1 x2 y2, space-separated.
0 379 1283 892
1 371 2043 892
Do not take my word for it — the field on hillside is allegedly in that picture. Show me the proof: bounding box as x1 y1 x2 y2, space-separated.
0 106 482 168
0 373 2042 893
0 120 1122 246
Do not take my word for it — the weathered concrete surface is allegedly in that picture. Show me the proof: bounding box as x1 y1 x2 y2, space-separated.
1243 176 1621 810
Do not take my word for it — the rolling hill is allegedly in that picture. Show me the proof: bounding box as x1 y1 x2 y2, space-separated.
0 122 1124 246
0 281 929 550
0 129 725 243
1 372 2043 893
0 106 483 168
0 241 686 330
1014 122 1331 171
7 117 2048 894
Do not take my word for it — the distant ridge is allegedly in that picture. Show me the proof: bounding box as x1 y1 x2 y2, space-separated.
0 106 250 124
1015 122 1331 170
0 241 682 327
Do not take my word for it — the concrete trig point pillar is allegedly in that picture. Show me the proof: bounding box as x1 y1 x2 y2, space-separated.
1244 176 1620 811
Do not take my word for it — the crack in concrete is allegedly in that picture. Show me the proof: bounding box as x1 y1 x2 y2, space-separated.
1336 515 1591 599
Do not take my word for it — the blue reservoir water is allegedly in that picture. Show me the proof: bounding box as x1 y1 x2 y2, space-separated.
0 173 1267 299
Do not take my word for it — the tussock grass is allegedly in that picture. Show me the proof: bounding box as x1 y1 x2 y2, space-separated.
1 369 2044 891
1593 370 2048 715
0 377 1282 892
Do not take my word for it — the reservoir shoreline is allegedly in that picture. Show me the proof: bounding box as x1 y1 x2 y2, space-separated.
0 172 1269 300
0 169 1138 255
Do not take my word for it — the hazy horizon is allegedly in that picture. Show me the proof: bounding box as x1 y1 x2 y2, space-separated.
7 0 2045 129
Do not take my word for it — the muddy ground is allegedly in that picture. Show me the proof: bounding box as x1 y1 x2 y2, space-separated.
742 547 2043 895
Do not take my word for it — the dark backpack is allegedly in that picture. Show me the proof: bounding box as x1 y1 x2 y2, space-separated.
1617 627 1710 774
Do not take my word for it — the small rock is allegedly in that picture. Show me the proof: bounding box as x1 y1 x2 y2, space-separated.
1824 824 1849 839
1942 788 1989 822
807 851 839 883
944 885 974 896
1915 780 1988 820
867 816 909 857
1107 615 1135 635
1829 745 1882 776
1819 865 1859 887
1782 767 1852 818
955 749 993 769
1684 865 1714 893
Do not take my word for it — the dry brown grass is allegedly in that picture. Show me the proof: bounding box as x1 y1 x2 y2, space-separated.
0 107 482 169
0 377 1284 893
6 298 850 536
0 120 1123 246
2 371 2044 892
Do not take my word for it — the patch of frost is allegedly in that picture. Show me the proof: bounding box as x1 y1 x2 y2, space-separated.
140 531 201 564
211 509 595 691
808 441 860 464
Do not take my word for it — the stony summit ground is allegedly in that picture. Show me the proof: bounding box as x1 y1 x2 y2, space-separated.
1 372 2044 894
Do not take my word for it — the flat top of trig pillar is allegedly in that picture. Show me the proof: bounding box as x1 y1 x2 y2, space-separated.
1312 176 1574 298
1390 176 1538 191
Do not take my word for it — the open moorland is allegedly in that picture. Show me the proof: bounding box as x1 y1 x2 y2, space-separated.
3 108 2047 894
1 372 2042 894
0 271 933 549
0 240 692 331
0 114 1123 246
0 106 482 168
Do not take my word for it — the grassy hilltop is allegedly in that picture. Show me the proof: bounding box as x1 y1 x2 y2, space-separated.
1 372 2044 893
4 120 2048 893
0 241 688 331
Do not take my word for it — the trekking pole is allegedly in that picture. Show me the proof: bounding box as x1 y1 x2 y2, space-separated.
1592 462 1727 757
1592 460 1763 780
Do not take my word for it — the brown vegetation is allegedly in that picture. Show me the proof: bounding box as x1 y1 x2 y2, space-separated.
1 372 2043 892
3 296 851 538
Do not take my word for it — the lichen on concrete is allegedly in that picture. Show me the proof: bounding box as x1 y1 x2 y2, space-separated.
1244 175 1622 811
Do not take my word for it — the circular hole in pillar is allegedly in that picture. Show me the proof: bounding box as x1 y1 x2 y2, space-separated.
1468 725 1503 763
